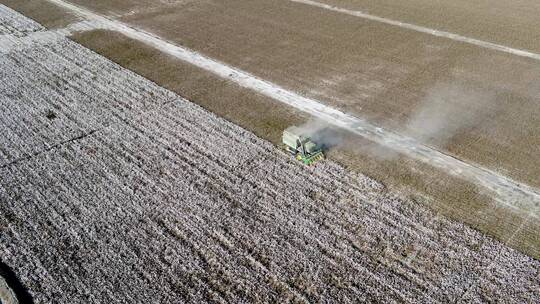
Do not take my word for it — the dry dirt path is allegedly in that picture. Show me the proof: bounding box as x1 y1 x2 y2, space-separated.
1 5 539 303
0 276 18 304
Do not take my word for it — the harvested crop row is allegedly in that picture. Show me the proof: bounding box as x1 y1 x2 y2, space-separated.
0 5 538 304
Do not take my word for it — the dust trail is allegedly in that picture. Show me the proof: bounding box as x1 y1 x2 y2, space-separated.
294 119 345 150
289 0 540 62
405 83 497 147
42 0 540 215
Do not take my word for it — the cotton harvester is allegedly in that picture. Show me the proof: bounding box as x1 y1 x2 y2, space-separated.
282 126 325 165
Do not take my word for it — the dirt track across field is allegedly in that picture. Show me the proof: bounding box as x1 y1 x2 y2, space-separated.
307 0 540 54
0 277 18 304
1 6 539 303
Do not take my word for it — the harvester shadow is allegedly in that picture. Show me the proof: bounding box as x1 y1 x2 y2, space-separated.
0 260 34 304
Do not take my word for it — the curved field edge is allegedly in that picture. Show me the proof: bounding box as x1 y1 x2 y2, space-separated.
0 261 33 304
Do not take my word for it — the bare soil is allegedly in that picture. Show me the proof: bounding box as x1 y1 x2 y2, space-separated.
314 0 540 53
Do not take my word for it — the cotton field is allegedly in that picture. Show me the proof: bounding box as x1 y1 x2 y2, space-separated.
0 5 539 304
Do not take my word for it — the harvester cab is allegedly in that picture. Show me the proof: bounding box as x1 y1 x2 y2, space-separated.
282 126 325 165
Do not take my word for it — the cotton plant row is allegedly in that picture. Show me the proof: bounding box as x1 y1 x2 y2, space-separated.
0 6 538 304
0 35 174 166
0 5 44 37
2 99 537 303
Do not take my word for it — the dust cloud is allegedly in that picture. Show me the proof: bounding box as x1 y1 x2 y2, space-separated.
298 82 499 160
295 119 345 150
405 82 497 147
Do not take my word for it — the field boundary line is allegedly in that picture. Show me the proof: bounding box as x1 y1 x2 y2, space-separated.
290 0 540 62
40 0 540 215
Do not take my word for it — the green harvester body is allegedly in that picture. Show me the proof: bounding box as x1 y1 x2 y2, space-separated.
282 126 325 165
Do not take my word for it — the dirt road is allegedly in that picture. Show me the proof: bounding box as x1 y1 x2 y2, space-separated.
308 0 540 53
